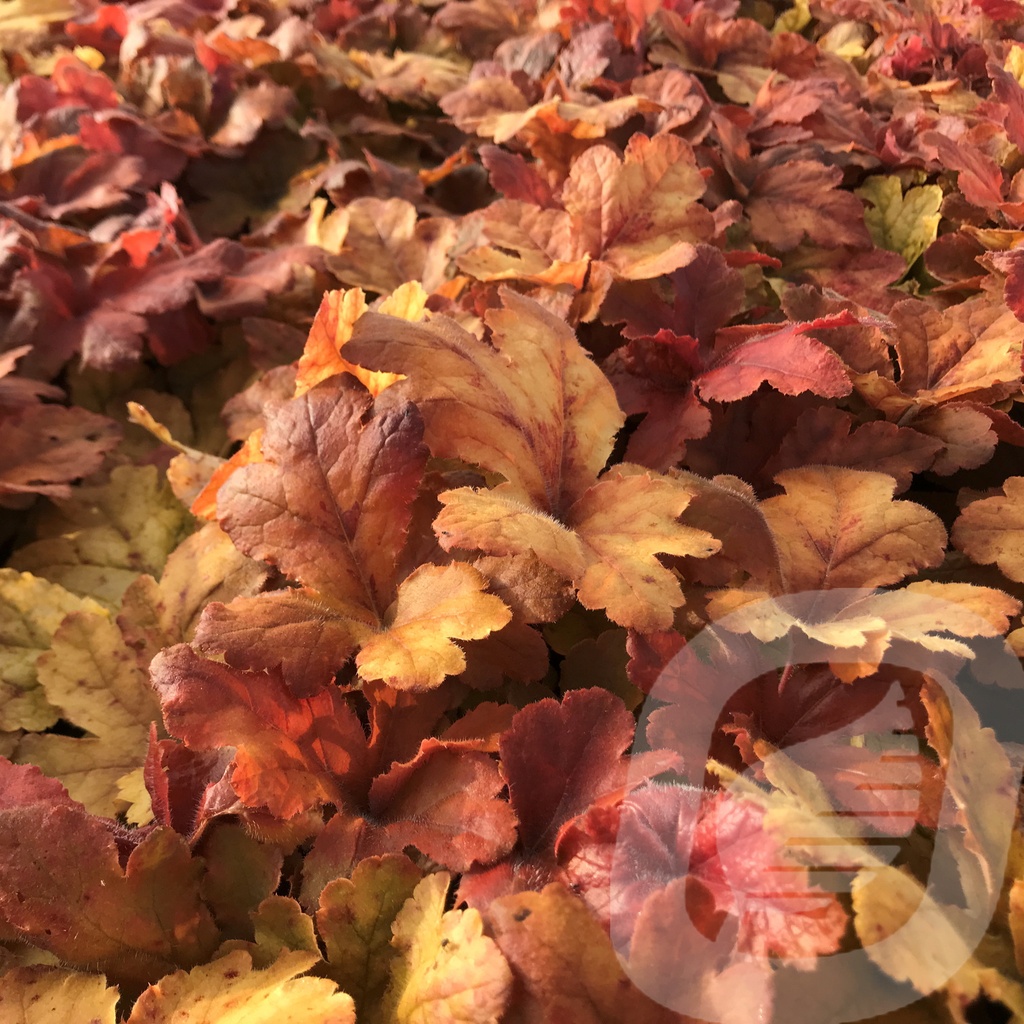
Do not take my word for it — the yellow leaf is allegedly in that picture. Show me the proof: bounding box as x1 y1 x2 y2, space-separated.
316 855 423 1018
219 897 321 969
356 563 511 689
116 521 267 677
116 767 153 826
0 965 117 1024
0 570 105 731
383 872 512 1024
16 611 161 817
1006 43 1024 85
773 0 811 33
0 0 74 29
9 466 193 610
378 280 429 321
305 197 350 253
856 175 943 268
126 401 226 512
125 950 354 1024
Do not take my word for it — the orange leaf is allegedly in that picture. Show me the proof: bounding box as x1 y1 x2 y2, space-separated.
952 476 1024 583
347 290 718 630
151 645 367 819
349 287 622 514
355 562 511 688
295 287 411 399
761 467 946 591
190 429 264 521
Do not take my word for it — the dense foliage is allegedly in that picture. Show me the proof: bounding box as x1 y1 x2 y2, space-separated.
3 0 1024 1020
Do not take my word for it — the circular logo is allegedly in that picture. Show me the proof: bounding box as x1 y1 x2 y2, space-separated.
609 589 1024 1022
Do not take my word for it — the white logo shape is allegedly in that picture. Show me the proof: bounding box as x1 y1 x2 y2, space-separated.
613 589 1024 1023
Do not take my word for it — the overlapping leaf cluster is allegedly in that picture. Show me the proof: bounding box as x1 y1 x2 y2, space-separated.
3 0 1024 1020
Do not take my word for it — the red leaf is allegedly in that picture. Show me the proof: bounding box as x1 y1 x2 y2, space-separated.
0 405 120 507
499 688 636 854
697 312 856 402
369 739 518 871
151 645 370 820
0 758 218 986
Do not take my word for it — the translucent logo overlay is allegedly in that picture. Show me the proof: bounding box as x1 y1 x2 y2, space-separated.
614 589 1024 1023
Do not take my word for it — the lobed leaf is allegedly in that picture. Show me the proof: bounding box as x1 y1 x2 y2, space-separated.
125 950 355 1024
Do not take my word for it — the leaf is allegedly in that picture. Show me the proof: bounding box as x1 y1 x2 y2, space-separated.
559 628 642 710
349 289 717 629
559 133 715 279
381 872 512 1024
215 382 420 601
217 897 322 969
202 376 508 693
0 570 105 731
0 966 118 1024
355 563 511 688
761 467 946 591
15 610 161 817
75 239 250 371
368 739 518 871
150 644 363 819
0 0 75 30
500 688 637 854
919 675 1019 895
0 405 120 507
199 822 284 936
766 407 943 492
299 289 378 402
712 583 1021 682
486 883 684 1024
951 476 1024 583
856 175 943 267
316 854 423 1015
0 759 218 986
853 295 1024 417
746 745 1023 1019
436 465 720 631
326 198 456 295
460 133 714 289
695 312 856 402
124 950 355 1024
118 521 268 665
347 287 624 516
852 866 1000 995
295 286 414 399
10 465 194 611
747 159 872 251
